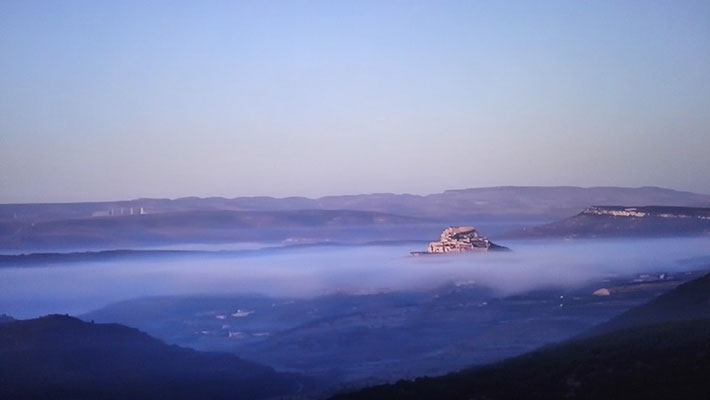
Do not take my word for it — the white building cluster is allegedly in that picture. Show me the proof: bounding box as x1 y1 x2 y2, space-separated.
426 226 491 253
91 207 147 217
583 207 647 218
583 206 710 219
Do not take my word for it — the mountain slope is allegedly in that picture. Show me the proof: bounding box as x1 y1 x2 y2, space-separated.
581 271 710 338
333 319 710 400
333 272 710 400
512 205 710 238
0 315 310 400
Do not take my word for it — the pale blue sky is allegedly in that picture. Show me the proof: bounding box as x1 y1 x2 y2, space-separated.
1 0 709 202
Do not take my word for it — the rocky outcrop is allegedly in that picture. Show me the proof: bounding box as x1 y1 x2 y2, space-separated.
413 226 508 255
427 226 491 253
0 315 311 400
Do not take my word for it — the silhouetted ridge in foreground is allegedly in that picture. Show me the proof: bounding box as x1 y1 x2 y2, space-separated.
0 315 310 400
333 319 710 400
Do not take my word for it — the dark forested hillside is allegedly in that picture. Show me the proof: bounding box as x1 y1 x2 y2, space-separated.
0 315 310 400
333 319 710 400
333 273 710 400
581 271 710 338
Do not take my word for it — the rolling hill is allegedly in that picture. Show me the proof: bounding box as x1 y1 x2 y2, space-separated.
511 205 710 238
332 319 710 400
581 271 710 338
0 315 311 400
0 209 425 250
332 272 710 400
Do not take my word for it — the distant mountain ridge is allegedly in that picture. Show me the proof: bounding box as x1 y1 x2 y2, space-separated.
3 187 709 250
0 209 426 250
512 205 710 238
2 186 709 222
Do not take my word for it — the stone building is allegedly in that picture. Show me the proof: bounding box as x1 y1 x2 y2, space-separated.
425 226 491 253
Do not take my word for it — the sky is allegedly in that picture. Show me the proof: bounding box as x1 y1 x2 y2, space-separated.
1 0 709 203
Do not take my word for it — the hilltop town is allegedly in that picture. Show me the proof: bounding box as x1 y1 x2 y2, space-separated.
516 205 710 238
583 205 710 219
413 226 508 255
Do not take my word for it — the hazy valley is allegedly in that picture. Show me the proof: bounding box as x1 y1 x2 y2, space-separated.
2 186 710 398
4 1 709 397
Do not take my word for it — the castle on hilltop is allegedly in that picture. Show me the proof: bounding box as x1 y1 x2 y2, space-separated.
424 226 492 253
411 226 509 255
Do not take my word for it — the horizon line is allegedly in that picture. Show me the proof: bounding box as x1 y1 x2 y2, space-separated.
2 185 708 206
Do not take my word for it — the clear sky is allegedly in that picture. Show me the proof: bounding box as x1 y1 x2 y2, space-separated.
1 0 709 203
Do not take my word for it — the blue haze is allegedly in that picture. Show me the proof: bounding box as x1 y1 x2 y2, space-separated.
1 237 709 318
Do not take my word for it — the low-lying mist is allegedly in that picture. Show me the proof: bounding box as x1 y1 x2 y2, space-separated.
1 237 709 318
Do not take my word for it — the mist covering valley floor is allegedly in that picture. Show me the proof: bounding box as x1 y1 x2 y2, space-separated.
79 267 708 385
2 225 710 388
3 235 710 317
1 192 709 395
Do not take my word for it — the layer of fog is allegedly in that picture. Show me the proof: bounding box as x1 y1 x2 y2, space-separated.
0 241 280 255
1 237 709 318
